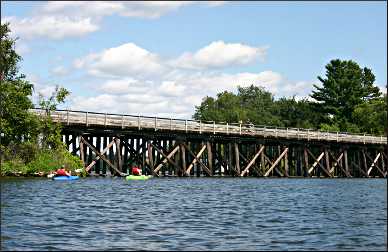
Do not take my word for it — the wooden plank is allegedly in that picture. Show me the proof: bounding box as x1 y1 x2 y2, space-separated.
264 148 288 177
240 145 265 177
81 136 125 176
85 137 115 172
234 143 240 176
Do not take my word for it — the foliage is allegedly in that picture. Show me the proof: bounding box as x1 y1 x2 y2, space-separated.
0 22 81 177
310 59 382 131
0 22 40 146
39 86 71 149
352 95 387 135
194 60 385 135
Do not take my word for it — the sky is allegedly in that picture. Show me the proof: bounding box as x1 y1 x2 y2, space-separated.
2 1 387 119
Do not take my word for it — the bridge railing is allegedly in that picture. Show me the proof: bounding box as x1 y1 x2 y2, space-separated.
31 108 387 145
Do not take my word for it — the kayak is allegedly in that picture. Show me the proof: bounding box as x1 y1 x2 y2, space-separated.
126 175 152 181
53 176 80 181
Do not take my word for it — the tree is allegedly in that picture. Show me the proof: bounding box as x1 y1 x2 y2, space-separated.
0 23 40 145
310 59 381 130
273 97 322 129
352 95 387 135
39 86 70 149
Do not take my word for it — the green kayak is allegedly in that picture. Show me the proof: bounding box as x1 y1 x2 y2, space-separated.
126 175 152 180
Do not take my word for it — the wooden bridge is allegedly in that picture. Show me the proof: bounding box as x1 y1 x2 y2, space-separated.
32 109 388 178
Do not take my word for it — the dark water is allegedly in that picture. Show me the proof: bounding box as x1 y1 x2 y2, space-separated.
1 177 387 251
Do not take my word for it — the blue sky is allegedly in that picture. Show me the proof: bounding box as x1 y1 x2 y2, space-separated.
2 1 387 118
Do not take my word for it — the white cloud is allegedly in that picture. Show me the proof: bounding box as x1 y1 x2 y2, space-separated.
3 16 99 40
172 41 268 70
3 1 225 41
68 70 290 119
51 66 69 76
74 43 166 78
42 1 194 19
98 78 150 94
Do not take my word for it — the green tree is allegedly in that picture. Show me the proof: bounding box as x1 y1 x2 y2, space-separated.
273 97 323 129
352 95 387 135
39 86 70 149
0 22 40 145
237 85 280 126
310 59 381 131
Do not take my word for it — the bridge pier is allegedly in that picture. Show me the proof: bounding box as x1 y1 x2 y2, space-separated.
58 127 386 179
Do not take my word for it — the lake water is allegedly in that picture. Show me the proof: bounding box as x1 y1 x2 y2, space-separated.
1 177 387 251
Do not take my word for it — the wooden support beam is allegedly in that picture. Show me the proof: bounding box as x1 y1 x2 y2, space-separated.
344 149 350 177
364 151 384 176
234 143 240 176
207 142 213 175
284 146 289 177
261 145 266 175
240 145 265 177
180 143 186 176
151 142 180 174
239 151 262 176
85 137 116 172
228 143 233 175
362 149 368 177
81 136 125 176
95 136 101 174
304 147 309 177
79 135 85 166
367 153 383 176
351 160 367 177
324 148 331 175
72 134 77 155
115 138 122 174
264 148 288 177
147 140 154 174
329 151 344 174
183 143 211 176
262 153 283 176
306 149 332 177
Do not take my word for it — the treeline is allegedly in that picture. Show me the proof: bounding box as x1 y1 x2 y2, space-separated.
193 59 387 135
0 23 83 176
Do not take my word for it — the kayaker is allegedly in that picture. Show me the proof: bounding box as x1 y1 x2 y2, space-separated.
55 165 72 177
132 165 142 176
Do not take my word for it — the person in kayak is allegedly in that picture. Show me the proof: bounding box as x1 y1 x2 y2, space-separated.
132 165 142 176
55 165 72 177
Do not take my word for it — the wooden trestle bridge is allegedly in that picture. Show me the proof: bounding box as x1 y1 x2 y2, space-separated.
32 109 388 178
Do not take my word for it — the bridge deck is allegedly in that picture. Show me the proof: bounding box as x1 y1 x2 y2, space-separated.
31 109 387 145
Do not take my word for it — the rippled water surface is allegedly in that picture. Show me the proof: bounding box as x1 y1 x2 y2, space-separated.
1 177 387 251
